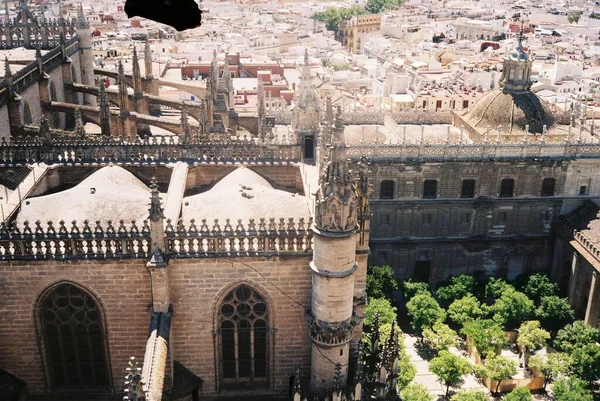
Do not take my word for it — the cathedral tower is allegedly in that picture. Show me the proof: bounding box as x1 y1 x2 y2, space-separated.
292 49 321 161
77 3 95 105
309 106 361 394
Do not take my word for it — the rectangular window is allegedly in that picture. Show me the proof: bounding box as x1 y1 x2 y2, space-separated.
580 185 589 195
497 212 507 224
541 178 556 196
461 179 475 198
384 214 391 225
463 100 469 109
380 180 395 199
422 100 427 108
460 212 471 224
414 261 431 283
450 100 456 109
422 213 432 225
423 180 437 199
499 179 514 197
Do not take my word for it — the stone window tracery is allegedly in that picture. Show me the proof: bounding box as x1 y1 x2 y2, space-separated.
219 285 269 386
38 283 109 390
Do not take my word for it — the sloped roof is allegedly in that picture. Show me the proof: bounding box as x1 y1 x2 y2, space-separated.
182 167 310 222
16 166 155 226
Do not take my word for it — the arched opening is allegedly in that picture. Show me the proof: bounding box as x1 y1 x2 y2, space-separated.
23 101 32 125
218 284 269 389
38 282 110 391
304 136 314 160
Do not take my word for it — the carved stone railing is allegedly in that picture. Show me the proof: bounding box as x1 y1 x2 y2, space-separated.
347 141 600 162
164 217 313 257
0 134 302 165
560 213 600 263
270 110 453 126
305 310 361 346
0 220 151 260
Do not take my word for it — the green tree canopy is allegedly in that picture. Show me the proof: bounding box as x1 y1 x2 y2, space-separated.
366 264 398 299
448 295 486 327
422 322 458 353
406 293 446 337
503 387 533 401
397 350 417 391
313 5 366 32
517 320 550 353
571 343 600 385
536 295 575 333
461 319 508 357
489 289 535 329
477 353 517 394
529 352 572 390
436 275 477 303
554 321 600 354
403 279 432 301
365 0 399 14
553 377 594 401
522 273 558 304
429 350 472 397
400 382 434 401
485 278 511 299
568 11 583 24
364 298 397 328
449 389 487 401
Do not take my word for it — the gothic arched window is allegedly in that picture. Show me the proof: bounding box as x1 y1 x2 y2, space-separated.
38 283 110 390
219 285 269 386
23 102 32 125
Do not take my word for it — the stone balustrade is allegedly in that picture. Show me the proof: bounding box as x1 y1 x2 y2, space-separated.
0 216 315 260
165 217 313 256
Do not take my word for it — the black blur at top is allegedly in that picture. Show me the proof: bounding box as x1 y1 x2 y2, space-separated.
125 0 202 31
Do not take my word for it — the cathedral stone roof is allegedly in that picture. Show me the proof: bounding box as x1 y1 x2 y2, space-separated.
464 89 556 135
16 166 156 226
182 167 310 222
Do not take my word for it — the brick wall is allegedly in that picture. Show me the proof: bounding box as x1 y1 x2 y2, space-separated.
248 166 304 194
168 256 313 395
0 259 152 394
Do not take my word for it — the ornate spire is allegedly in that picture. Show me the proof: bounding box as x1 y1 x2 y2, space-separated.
4 56 11 79
499 19 532 93
257 79 265 138
314 106 357 233
77 2 88 29
99 81 111 136
39 116 51 145
180 106 190 144
117 60 130 117
292 49 321 132
210 49 218 90
123 357 145 401
148 178 165 222
74 108 85 139
144 40 153 79
4 0 9 24
132 46 143 98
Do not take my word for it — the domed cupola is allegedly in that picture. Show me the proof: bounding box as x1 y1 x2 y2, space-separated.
499 24 533 93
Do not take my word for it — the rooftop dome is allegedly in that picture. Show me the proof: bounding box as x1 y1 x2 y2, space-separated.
464 89 555 135
463 22 555 135
182 167 310 222
16 166 154 226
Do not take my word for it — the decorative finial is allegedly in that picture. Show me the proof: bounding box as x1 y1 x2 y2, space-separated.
148 178 165 223
123 356 145 401
4 56 11 78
